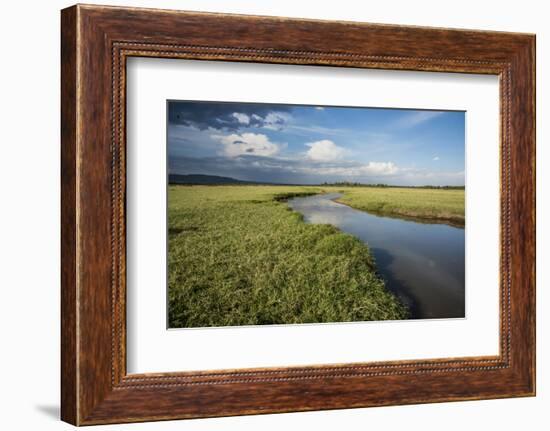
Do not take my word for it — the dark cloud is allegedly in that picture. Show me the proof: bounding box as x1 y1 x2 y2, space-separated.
169 155 311 184
169 154 464 186
170 155 379 185
168 101 293 132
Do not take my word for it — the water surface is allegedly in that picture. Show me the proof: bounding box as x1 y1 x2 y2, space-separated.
288 193 465 319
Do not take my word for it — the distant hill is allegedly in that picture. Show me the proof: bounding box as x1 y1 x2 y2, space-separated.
169 174 254 185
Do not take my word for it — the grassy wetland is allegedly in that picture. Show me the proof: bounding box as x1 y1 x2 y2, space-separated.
335 186 465 226
168 184 464 327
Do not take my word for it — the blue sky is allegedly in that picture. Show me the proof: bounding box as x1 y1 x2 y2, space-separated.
167 101 465 186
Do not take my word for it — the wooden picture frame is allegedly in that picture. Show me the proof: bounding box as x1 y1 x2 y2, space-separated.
61 4 535 425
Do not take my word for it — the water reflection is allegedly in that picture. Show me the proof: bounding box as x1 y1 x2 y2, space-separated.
288 193 465 319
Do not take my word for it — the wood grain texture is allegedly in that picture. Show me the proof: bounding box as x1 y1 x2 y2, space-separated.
60 5 78 425
60 4 535 425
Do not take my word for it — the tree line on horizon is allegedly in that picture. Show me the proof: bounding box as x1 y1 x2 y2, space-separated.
320 181 465 190
168 174 465 189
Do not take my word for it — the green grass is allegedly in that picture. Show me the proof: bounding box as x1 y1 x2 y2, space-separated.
333 187 465 226
168 185 407 328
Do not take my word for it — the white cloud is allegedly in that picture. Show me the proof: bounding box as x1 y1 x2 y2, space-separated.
231 112 250 125
305 140 346 162
360 161 399 175
308 161 399 177
397 169 464 185
433 156 440 161
212 132 281 157
262 112 291 130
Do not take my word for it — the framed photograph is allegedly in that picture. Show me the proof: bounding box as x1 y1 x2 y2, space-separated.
61 4 535 425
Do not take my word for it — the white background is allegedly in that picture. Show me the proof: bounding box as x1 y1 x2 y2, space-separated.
127 59 500 373
0 0 547 430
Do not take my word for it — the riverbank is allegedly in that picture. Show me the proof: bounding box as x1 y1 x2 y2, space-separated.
288 193 465 319
168 185 407 328
331 187 465 227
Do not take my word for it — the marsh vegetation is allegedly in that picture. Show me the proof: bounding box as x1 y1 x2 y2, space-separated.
168 185 465 327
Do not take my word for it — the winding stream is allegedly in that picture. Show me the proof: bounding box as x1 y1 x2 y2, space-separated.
288 193 465 319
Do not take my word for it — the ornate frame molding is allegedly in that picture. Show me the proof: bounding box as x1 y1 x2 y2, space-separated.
61 5 535 425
